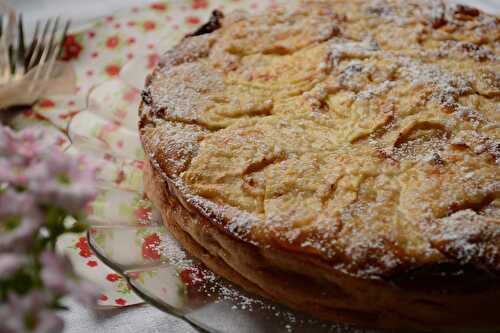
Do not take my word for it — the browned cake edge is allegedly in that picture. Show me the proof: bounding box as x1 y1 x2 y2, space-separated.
144 158 500 332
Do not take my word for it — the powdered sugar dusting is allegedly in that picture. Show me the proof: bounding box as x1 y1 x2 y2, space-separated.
142 0 500 280
158 225 374 332
327 38 380 66
428 209 500 268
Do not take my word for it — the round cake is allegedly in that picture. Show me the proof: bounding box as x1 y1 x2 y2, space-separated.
139 1 500 331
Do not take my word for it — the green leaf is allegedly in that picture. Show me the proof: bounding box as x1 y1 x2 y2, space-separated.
2 216 21 230
69 222 89 233
56 173 71 185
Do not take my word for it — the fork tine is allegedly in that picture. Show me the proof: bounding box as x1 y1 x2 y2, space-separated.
42 18 62 79
5 15 15 75
27 18 70 99
17 14 25 73
0 14 13 84
27 18 51 72
8 42 14 74
10 14 27 80
1 14 70 98
34 18 67 98
0 15 4 82
29 18 59 95
25 20 40 71
57 20 71 60
39 24 65 94
46 17 60 56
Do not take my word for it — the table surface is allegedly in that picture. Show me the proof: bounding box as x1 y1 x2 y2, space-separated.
61 299 198 333
7 0 500 333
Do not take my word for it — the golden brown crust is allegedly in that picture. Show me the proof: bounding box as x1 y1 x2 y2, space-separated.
139 0 500 328
145 160 500 331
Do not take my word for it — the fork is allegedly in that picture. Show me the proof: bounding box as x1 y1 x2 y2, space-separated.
0 13 70 103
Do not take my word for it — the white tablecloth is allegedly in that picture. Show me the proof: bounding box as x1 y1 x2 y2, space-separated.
7 0 499 332
61 299 198 333
9 0 155 31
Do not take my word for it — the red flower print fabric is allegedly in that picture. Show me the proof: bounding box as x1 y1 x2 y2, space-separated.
106 273 122 282
62 35 83 61
75 237 93 258
142 233 161 260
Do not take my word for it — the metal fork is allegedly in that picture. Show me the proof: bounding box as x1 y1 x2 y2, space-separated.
0 13 70 97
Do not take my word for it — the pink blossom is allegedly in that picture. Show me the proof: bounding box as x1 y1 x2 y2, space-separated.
0 127 48 166
0 292 64 333
32 310 64 333
40 251 71 295
27 152 97 212
0 125 99 327
0 126 57 185
41 251 99 306
0 161 29 185
0 189 41 251
0 254 28 279
0 125 97 214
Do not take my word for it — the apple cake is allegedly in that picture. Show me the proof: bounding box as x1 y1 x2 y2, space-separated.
139 1 500 331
